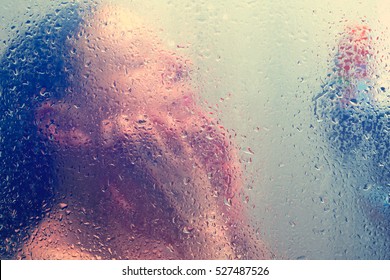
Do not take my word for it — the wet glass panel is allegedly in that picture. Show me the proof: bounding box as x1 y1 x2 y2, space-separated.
0 0 388 260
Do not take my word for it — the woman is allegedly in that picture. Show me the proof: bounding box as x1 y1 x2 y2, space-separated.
0 2 271 259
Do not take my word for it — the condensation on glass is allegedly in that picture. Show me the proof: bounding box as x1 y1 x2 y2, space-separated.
0 1 269 260
0 0 388 260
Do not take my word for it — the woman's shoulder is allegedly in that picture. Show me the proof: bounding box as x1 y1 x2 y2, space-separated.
17 217 97 260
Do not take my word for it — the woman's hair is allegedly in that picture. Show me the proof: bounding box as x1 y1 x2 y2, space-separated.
0 3 86 258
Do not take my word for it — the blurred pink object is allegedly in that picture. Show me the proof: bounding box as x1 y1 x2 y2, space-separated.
335 25 374 107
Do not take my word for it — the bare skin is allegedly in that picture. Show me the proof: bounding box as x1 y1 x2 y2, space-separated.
18 4 271 260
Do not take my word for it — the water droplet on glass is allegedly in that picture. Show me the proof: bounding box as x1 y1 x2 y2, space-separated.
183 226 194 234
224 197 232 207
58 203 68 209
363 183 373 191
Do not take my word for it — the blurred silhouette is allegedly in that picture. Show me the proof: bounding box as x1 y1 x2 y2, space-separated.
314 25 389 233
0 3 271 259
